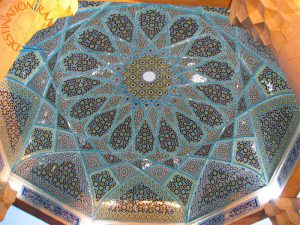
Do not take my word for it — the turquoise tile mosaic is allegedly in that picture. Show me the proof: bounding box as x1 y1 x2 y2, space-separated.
0 2 299 224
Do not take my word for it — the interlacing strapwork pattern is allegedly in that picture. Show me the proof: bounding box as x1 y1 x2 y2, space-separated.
0 3 299 224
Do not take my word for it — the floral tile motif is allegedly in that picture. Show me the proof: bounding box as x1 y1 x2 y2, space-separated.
91 169 118 205
190 161 265 221
0 81 39 164
8 52 43 82
102 153 122 164
146 164 173 183
96 174 184 223
166 173 195 207
133 158 153 170
82 152 105 173
246 82 266 108
27 18 66 46
239 46 262 75
79 1 104 9
220 122 234 139
210 140 232 162
36 102 56 127
58 113 70 130
23 127 54 157
251 95 300 179
1 3 299 224
234 138 261 172
164 157 183 169
56 131 77 151
179 158 205 179
236 113 254 137
111 163 138 183
256 65 290 96
193 144 213 157
14 153 93 216
38 35 61 57
27 68 50 96
46 83 56 105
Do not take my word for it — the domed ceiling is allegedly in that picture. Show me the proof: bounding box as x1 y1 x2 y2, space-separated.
0 2 300 224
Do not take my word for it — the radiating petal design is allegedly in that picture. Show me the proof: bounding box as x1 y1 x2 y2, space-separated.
170 17 199 44
106 14 134 42
135 121 154 154
2 4 299 225
176 112 204 143
159 119 179 152
139 10 166 39
0 83 39 163
187 36 222 57
78 28 115 52
196 84 233 105
87 110 117 137
110 116 132 150
70 97 106 119
196 61 234 81
61 77 101 97
189 101 223 127
63 53 101 72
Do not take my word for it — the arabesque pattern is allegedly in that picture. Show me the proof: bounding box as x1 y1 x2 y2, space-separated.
0 2 299 225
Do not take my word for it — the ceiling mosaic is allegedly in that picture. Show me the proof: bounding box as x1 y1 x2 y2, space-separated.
0 2 300 224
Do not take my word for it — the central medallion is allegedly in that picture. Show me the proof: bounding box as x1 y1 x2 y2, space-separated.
142 71 156 82
122 55 173 101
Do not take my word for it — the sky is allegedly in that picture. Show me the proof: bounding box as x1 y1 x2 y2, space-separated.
252 218 272 225
0 205 48 225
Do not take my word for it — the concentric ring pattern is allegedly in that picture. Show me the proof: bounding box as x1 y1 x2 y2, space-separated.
1 2 300 224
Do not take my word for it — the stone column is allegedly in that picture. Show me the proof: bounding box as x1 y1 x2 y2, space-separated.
229 0 300 104
264 198 300 225
0 182 17 222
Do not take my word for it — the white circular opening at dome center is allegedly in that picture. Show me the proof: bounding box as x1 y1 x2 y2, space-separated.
142 71 156 82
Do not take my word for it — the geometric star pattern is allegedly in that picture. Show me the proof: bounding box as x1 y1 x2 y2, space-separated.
0 2 299 225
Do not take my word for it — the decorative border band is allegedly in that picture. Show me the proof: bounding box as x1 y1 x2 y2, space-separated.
198 197 260 225
277 132 300 187
21 186 80 225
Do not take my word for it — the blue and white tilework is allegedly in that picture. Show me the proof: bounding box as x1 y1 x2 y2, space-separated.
0 3 299 224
